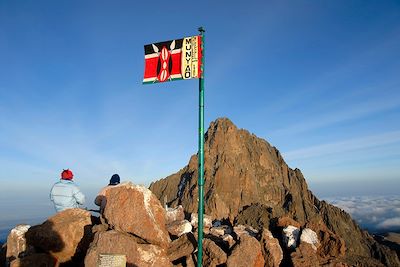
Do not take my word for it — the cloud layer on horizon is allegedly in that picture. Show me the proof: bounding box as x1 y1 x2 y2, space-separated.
325 195 400 233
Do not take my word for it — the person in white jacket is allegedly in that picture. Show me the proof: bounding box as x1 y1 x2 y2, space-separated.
50 169 85 212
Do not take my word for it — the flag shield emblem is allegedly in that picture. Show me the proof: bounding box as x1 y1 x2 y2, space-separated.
143 36 202 84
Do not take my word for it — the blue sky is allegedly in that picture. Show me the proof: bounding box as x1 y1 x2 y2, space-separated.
0 0 399 208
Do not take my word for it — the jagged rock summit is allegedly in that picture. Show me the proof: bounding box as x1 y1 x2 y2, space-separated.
151 117 312 222
150 117 399 266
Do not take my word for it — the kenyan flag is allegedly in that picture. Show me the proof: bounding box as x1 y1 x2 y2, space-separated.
143 36 202 84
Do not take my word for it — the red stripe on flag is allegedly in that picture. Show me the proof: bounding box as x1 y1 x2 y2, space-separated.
144 51 182 80
144 57 158 79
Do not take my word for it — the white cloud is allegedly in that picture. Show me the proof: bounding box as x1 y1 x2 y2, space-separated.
377 217 400 229
325 195 400 232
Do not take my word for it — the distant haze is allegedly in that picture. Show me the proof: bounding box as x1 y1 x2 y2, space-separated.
1 180 399 243
326 195 400 233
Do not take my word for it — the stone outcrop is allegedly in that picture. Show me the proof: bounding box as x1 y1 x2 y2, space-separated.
6 225 31 264
166 205 185 224
190 213 212 229
25 208 92 265
167 233 196 262
277 216 302 228
233 224 258 238
209 225 232 237
102 182 170 248
305 218 346 259
291 242 320 267
300 228 319 251
227 234 264 267
149 117 400 266
84 230 171 267
221 234 235 249
260 228 283 267
9 253 56 267
167 219 192 237
202 238 227 267
1 243 6 267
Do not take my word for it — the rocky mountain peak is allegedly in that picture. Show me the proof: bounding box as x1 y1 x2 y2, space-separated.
150 117 400 266
205 117 239 141
153 117 308 222
205 117 273 157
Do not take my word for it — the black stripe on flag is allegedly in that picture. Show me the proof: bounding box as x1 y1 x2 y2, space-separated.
144 39 183 55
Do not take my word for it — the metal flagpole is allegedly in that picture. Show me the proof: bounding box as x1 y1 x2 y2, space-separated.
197 26 205 267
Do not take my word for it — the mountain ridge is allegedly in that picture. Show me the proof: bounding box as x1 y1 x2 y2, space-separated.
150 117 399 266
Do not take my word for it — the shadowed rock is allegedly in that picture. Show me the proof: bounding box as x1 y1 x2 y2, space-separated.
1 243 7 267
25 208 92 265
283 225 300 249
260 228 283 267
167 233 196 262
291 243 320 267
9 253 56 267
202 238 227 267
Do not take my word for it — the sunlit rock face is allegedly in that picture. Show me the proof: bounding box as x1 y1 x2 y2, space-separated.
150 117 400 267
102 182 170 248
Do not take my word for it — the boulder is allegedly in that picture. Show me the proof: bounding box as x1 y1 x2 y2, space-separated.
233 224 258 238
221 234 235 249
167 233 196 262
260 228 283 267
102 182 170 247
291 243 319 267
166 205 185 224
190 213 212 229
305 219 346 258
210 225 232 237
84 230 172 267
185 254 197 267
6 224 32 262
25 208 92 264
300 228 319 251
282 225 300 249
202 238 227 267
9 253 57 267
1 243 7 267
227 234 264 267
234 203 275 231
91 223 108 235
210 227 225 237
277 216 302 228
167 220 192 237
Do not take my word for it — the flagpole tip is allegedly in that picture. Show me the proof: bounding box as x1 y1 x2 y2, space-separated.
198 27 205 33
